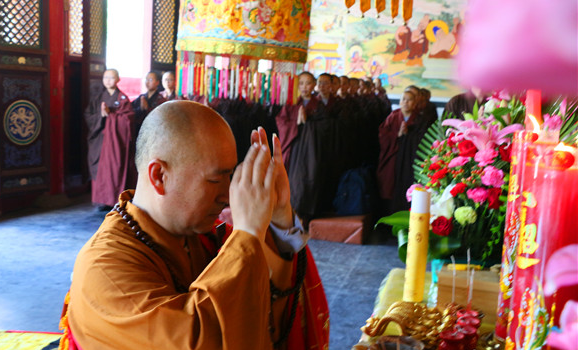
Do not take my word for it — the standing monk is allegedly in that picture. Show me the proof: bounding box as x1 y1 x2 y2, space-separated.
84 69 135 210
132 71 166 135
376 89 425 214
160 71 185 101
60 101 329 350
275 71 319 171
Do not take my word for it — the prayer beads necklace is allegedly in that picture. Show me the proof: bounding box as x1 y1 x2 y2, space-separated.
113 203 189 294
270 248 307 348
113 201 307 348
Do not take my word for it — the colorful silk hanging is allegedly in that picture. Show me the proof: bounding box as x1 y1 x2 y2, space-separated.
176 0 312 63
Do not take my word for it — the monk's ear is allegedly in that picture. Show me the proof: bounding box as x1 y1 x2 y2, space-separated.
148 159 167 195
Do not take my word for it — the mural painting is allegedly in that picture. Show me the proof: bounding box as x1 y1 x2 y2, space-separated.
305 0 467 98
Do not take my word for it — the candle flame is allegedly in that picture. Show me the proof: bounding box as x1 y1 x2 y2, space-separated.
554 142 576 153
528 115 541 133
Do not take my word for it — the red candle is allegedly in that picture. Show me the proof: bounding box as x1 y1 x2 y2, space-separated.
495 131 536 341
524 89 542 129
456 325 478 350
457 316 481 329
438 329 465 350
505 142 578 349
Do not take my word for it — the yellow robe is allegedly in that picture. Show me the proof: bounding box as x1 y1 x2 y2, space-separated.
68 191 294 349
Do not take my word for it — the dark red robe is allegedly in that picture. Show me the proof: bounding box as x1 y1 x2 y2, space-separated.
132 90 166 136
275 96 320 171
376 109 425 212
91 89 136 206
443 92 486 119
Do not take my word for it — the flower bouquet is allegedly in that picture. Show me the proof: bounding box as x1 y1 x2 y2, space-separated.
377 93 578 266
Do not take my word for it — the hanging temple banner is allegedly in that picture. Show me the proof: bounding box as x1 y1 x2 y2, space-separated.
176 0 313 63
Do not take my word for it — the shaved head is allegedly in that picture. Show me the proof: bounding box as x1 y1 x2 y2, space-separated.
133 100 237 235
135 100 235 173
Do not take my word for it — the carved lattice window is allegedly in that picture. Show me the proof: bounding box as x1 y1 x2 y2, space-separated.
152 0 176 65
69 0 83 55
0 0 42 48
89 0 105 56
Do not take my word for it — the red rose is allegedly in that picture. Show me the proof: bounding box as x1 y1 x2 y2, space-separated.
499 144 512 162
458 140 478 157
429 160 445 171
431 168 449 183
447 132 456 147
487 187 503 210
450 182 467 197
432 216 453 236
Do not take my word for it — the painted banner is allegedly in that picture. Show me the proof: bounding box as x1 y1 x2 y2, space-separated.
176 0 312 63
305 0 467 98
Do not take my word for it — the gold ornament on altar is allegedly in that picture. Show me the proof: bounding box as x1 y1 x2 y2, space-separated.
361 302 483 350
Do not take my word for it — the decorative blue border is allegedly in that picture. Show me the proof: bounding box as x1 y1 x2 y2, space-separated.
3 100 42 146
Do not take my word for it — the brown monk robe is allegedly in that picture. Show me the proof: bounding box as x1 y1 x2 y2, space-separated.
376 90 425 214
84 69 136 207
443 87 488 120
61 101 329 350
275 72 319 172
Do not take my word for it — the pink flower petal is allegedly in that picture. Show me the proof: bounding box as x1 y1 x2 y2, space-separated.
544 244 578 296
547 301 578 350
457 0 578 96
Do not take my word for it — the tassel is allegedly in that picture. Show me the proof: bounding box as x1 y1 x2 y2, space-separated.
402 0 413 23
376 0 386 15
345 0 355 11
391 0 399 19
360 0 370 16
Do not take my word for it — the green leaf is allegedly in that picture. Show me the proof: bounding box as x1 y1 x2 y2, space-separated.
375 211 411 229
492 113 508 127
429 235 461 260
491 107 511 118
418 143 432 154
416 150 429 160
422 132 437 145
395 228 409 262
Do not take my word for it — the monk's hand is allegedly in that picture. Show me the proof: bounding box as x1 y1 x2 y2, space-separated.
230 140 276 241
140 96 148 110
101 102 109 117
398 121 408 137
250 128 293 229
297 106 306 125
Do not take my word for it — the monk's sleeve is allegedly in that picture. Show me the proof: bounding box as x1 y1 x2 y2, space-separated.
189 230 273 350
69 229 273 350
84 96 105 140
108 95 135 137
376 113 401 199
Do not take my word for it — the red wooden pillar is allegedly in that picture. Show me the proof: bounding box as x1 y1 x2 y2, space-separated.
49 0 65 194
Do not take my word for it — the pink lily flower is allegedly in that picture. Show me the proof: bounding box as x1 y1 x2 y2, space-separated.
443 119 523 150
544 244 578 296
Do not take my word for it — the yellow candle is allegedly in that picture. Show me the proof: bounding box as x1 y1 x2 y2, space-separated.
403 188 431 302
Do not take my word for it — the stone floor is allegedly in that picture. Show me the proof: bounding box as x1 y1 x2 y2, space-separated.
0 196 404 349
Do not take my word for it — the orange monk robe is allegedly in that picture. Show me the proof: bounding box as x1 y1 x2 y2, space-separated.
67 191 306 349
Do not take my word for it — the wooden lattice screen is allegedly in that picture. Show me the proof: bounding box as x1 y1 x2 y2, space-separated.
0 0 42 48
68 0 83 55
152 0 176 66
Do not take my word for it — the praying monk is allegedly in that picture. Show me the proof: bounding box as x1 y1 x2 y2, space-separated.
275 71 319 172
59 101 329 350
84 68 136 210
